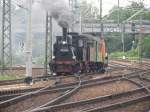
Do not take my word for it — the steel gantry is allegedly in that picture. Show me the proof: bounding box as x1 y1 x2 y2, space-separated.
1 0 12 74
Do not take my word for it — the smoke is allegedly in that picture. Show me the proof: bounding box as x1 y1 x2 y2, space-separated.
41 0 74 28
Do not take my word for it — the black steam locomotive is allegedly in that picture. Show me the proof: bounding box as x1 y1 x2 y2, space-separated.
49 28 107 75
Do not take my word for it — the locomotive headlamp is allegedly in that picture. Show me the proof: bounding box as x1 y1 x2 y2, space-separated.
62 41 67 44
72 56 76 59
52 73 56 76
52 56 55 59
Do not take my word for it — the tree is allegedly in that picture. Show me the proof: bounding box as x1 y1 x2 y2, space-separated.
106 2 145 23
142 36 150 57
104 1 150 54
80 1 99 19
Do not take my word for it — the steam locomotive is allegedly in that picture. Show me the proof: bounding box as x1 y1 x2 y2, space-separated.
49 28 107 75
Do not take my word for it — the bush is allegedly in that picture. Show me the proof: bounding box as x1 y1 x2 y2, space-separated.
110 48 138 58
142 36 150 58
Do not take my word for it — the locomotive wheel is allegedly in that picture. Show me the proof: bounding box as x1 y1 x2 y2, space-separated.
24 77 33 84
101 69 105 73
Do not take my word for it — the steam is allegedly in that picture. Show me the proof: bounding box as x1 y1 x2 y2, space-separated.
41 0 74 28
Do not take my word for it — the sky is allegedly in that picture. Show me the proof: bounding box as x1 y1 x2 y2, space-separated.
13 0 150 16
83 0 150 16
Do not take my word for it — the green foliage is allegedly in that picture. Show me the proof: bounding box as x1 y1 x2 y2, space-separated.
0 74 23 80
104 1 150 58
110 51 125 57
106 2 146 22
142 36 150 57
110 48 138 58
105 33 135 53
33 56 45 65
106 6 128 23
104 2 144 53
105 33 122 53
80 0 99 19
126 48 138 57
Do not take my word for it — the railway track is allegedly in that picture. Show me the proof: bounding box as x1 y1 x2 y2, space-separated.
22 75 82 112
0 73 84 96
0 75 81 105
0 65 132 96
82 77 150 112
18 70 150 112
0 73 80 86
29 86 150 112
0 58 145 86
0 67 145 102
0 59 139 86
1 61 150 112
111 58 150 70
25 71 150 112
0 70 107 87
0 75 82 112
0 75 54 86
0 59 137 91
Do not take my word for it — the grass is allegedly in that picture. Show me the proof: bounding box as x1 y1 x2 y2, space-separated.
0 75 18 80
0 73 25 80
110 49 138 58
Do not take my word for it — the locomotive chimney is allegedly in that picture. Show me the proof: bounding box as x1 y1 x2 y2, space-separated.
62 27 67 41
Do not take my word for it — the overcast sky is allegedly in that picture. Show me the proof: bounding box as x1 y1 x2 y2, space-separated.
14 0 150 16
13 0 150 21
84 0 150 16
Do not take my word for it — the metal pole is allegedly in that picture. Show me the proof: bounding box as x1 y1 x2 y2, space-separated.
49 16 53 75
44 13 48 76
100 0 103 38
117 0 120 25
138 0 143 64
96 41 98 61
44 13 52 75
121 23 125 53
99 0 104 62
1 0 12 75
80 9 82 33
138 15 142 64
25 0 32 83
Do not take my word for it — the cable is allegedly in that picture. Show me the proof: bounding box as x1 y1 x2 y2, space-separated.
12 0 29 11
